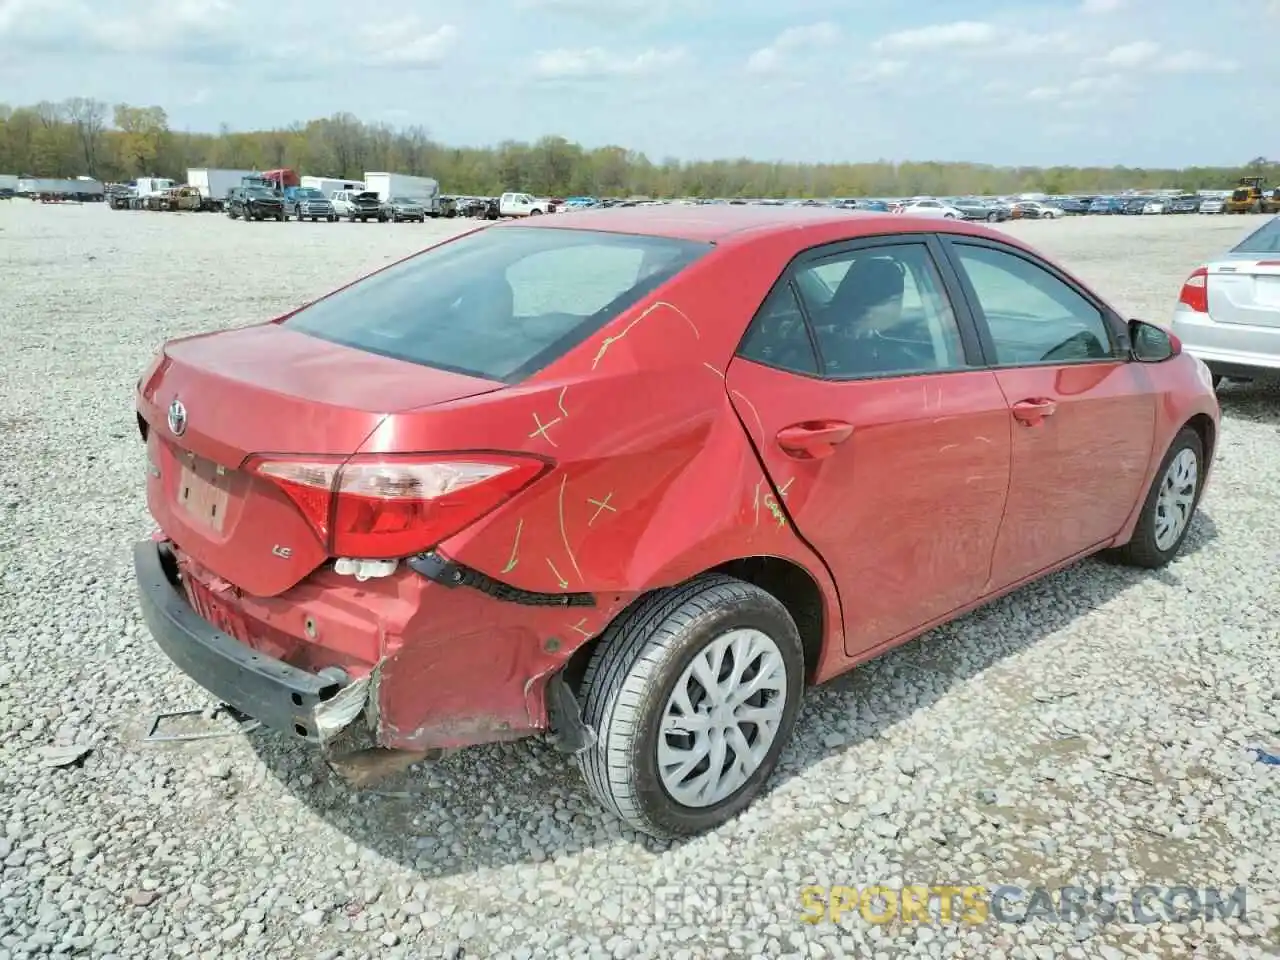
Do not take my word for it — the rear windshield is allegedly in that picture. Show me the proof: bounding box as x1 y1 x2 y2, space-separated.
282 226 712 382
1231 216 1280 254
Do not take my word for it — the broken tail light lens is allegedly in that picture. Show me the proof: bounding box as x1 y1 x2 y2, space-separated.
246 453 550 559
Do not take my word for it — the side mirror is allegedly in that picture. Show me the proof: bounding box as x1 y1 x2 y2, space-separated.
1129 318 1181 362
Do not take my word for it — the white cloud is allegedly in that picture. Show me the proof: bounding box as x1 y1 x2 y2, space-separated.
1024 73 1123 103
514 0 687 26
1153 49 1239 73
360 21 457 68
871 20 1069 60
1080 0 1124 12
532 46 685 79
746 22 841 73
1100 40 1160 68
851 58 907 83
873 21 999 52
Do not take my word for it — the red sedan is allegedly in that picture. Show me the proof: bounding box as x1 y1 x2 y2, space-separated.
132 206 1220 838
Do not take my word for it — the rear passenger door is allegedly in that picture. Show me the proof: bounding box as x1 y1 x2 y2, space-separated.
937 236 1157 590
725 236 1012 658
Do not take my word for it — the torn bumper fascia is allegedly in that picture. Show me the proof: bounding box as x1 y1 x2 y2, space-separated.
314 667 446 788
313 674 373 746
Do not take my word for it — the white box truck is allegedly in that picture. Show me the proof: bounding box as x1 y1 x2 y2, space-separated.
300 175 365 198
187 168 258 212
363 172 440 215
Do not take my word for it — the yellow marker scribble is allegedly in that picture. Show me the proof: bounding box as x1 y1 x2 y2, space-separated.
557 386 569 418
751 479 763 529
557 474 584 582
730 389 765 442
501 518 523 574
763 493 786 528
778 477 794 500
545 557 569 588
529 412 561 446
590 301 700 371
568 617 592 638
703 362 724 378
586 493 616 526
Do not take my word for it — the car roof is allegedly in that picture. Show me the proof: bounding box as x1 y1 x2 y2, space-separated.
502 204 989 244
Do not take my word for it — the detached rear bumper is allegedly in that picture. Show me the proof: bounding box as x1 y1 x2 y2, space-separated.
132 540 353 743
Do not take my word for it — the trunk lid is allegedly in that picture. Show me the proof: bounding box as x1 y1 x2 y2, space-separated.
140 323 502 596
1207 258 1280 328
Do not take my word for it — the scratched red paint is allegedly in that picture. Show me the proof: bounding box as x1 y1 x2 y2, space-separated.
134 206 1220 752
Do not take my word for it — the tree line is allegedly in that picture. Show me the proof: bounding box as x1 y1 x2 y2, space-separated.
1 98 1275 199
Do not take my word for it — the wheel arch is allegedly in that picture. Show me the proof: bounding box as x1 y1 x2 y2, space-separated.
562 554 830 695
1184 411 1216 468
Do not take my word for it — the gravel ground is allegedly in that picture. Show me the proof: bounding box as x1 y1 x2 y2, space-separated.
1 203 1278 960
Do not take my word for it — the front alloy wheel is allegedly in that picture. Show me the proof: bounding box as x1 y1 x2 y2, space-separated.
576 573 804 838
1110 426 1204 568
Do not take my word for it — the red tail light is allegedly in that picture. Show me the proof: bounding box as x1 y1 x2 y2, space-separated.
246 453 550 559
1178 267 1209 313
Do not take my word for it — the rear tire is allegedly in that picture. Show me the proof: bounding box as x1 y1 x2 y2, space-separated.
575 573 805 839
1108 427 1204 569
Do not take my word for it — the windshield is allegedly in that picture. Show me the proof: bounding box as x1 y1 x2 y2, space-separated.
244 187 272 198
295 188 323 198
282 226 712 382
392 197 417 203
1231 216 1280 254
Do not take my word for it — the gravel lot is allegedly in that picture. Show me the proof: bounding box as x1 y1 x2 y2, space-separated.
1 204 1278 960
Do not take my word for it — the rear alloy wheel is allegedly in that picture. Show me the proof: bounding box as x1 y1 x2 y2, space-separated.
1110 427 1204 569
576 573 804 838
987 211 999 222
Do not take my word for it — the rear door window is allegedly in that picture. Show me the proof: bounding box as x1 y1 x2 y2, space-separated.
283 226 711 382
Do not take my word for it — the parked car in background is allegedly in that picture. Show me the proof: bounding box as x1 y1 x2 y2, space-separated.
1122 197 1150 215
130 205 1218 840
226 186 284 221
1053 197 1091 215
1172 214 1280 387
284 187 336 222
950 198 1011 222
1142 198 1167 215
896 198 965 218
382 196 427 223
1089 197 1125 215
498 192 554 217
1167 195 1202 214
1010 201 1064 219
1199 196 1226 214
331 190 383 222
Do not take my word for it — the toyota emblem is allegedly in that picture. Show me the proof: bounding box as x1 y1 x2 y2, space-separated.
167 398 187 436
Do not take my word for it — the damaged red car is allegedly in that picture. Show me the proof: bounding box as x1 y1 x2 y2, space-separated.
132 206 1220 838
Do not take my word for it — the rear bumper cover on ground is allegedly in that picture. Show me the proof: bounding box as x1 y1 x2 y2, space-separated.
132 540 345 742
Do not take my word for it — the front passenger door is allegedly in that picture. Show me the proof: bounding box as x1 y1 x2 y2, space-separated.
940 237 1157 590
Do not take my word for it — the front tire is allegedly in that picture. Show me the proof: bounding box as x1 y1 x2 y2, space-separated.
576 573 805 839
1109 427 1204 569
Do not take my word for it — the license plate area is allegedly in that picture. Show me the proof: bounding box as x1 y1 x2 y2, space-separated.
185 578 251 644
1254 276 1280 308
177 460 230 533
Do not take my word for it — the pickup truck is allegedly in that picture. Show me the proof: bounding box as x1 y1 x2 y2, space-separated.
284 187 337 222
498 192 554 217
330 190 384 222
